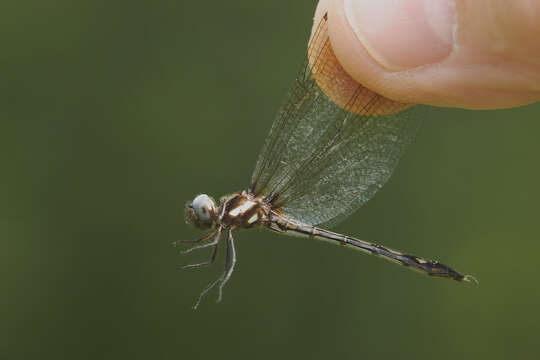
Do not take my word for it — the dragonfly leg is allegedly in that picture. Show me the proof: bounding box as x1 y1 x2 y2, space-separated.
181 233 220 255
179 227 222 270
191 228 238 309
192 277 222 310
170 230 216 247
217 229 237 303
192 228 235 309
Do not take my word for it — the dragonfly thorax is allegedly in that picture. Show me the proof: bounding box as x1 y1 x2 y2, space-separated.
219 191 270 228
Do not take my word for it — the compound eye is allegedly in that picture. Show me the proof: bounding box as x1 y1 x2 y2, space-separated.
189 194 216 228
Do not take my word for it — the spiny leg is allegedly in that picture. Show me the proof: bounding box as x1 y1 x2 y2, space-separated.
171 230 216 247
214 230 232 304
192 228 238 309
217 229 237 303
192 277 222 310
192 229 232 309
181 231 222 255
179 227 222 270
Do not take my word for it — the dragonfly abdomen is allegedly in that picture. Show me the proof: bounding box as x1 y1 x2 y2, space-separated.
269 213 475 283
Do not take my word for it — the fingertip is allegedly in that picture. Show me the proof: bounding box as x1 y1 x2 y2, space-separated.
310 0 412 115
343 0 455 71
326 0 414 102
320 0 540 109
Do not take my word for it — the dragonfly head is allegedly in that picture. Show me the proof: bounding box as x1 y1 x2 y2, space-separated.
185 194 217 229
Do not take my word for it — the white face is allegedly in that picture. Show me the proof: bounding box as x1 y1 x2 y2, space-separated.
185 194 216 229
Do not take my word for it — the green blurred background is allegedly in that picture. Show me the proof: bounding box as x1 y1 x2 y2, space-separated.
2 0 539 359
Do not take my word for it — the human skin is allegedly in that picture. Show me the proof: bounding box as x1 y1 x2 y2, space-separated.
314 0 540 109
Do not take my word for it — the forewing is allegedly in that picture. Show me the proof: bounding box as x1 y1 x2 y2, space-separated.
250 13 422 227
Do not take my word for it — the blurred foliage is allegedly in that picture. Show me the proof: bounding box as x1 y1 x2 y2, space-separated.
1 0 539 359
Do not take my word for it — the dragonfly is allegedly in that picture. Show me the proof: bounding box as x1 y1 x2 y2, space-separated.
176 12 476 309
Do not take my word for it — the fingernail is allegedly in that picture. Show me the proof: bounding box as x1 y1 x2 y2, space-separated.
344 0 455 71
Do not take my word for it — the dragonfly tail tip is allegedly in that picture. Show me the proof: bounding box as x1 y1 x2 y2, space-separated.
463 274 479 284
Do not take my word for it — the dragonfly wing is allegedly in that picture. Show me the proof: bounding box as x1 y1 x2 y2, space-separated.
250 13 422 227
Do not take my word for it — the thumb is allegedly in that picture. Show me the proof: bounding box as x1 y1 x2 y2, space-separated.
321 0 540 109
